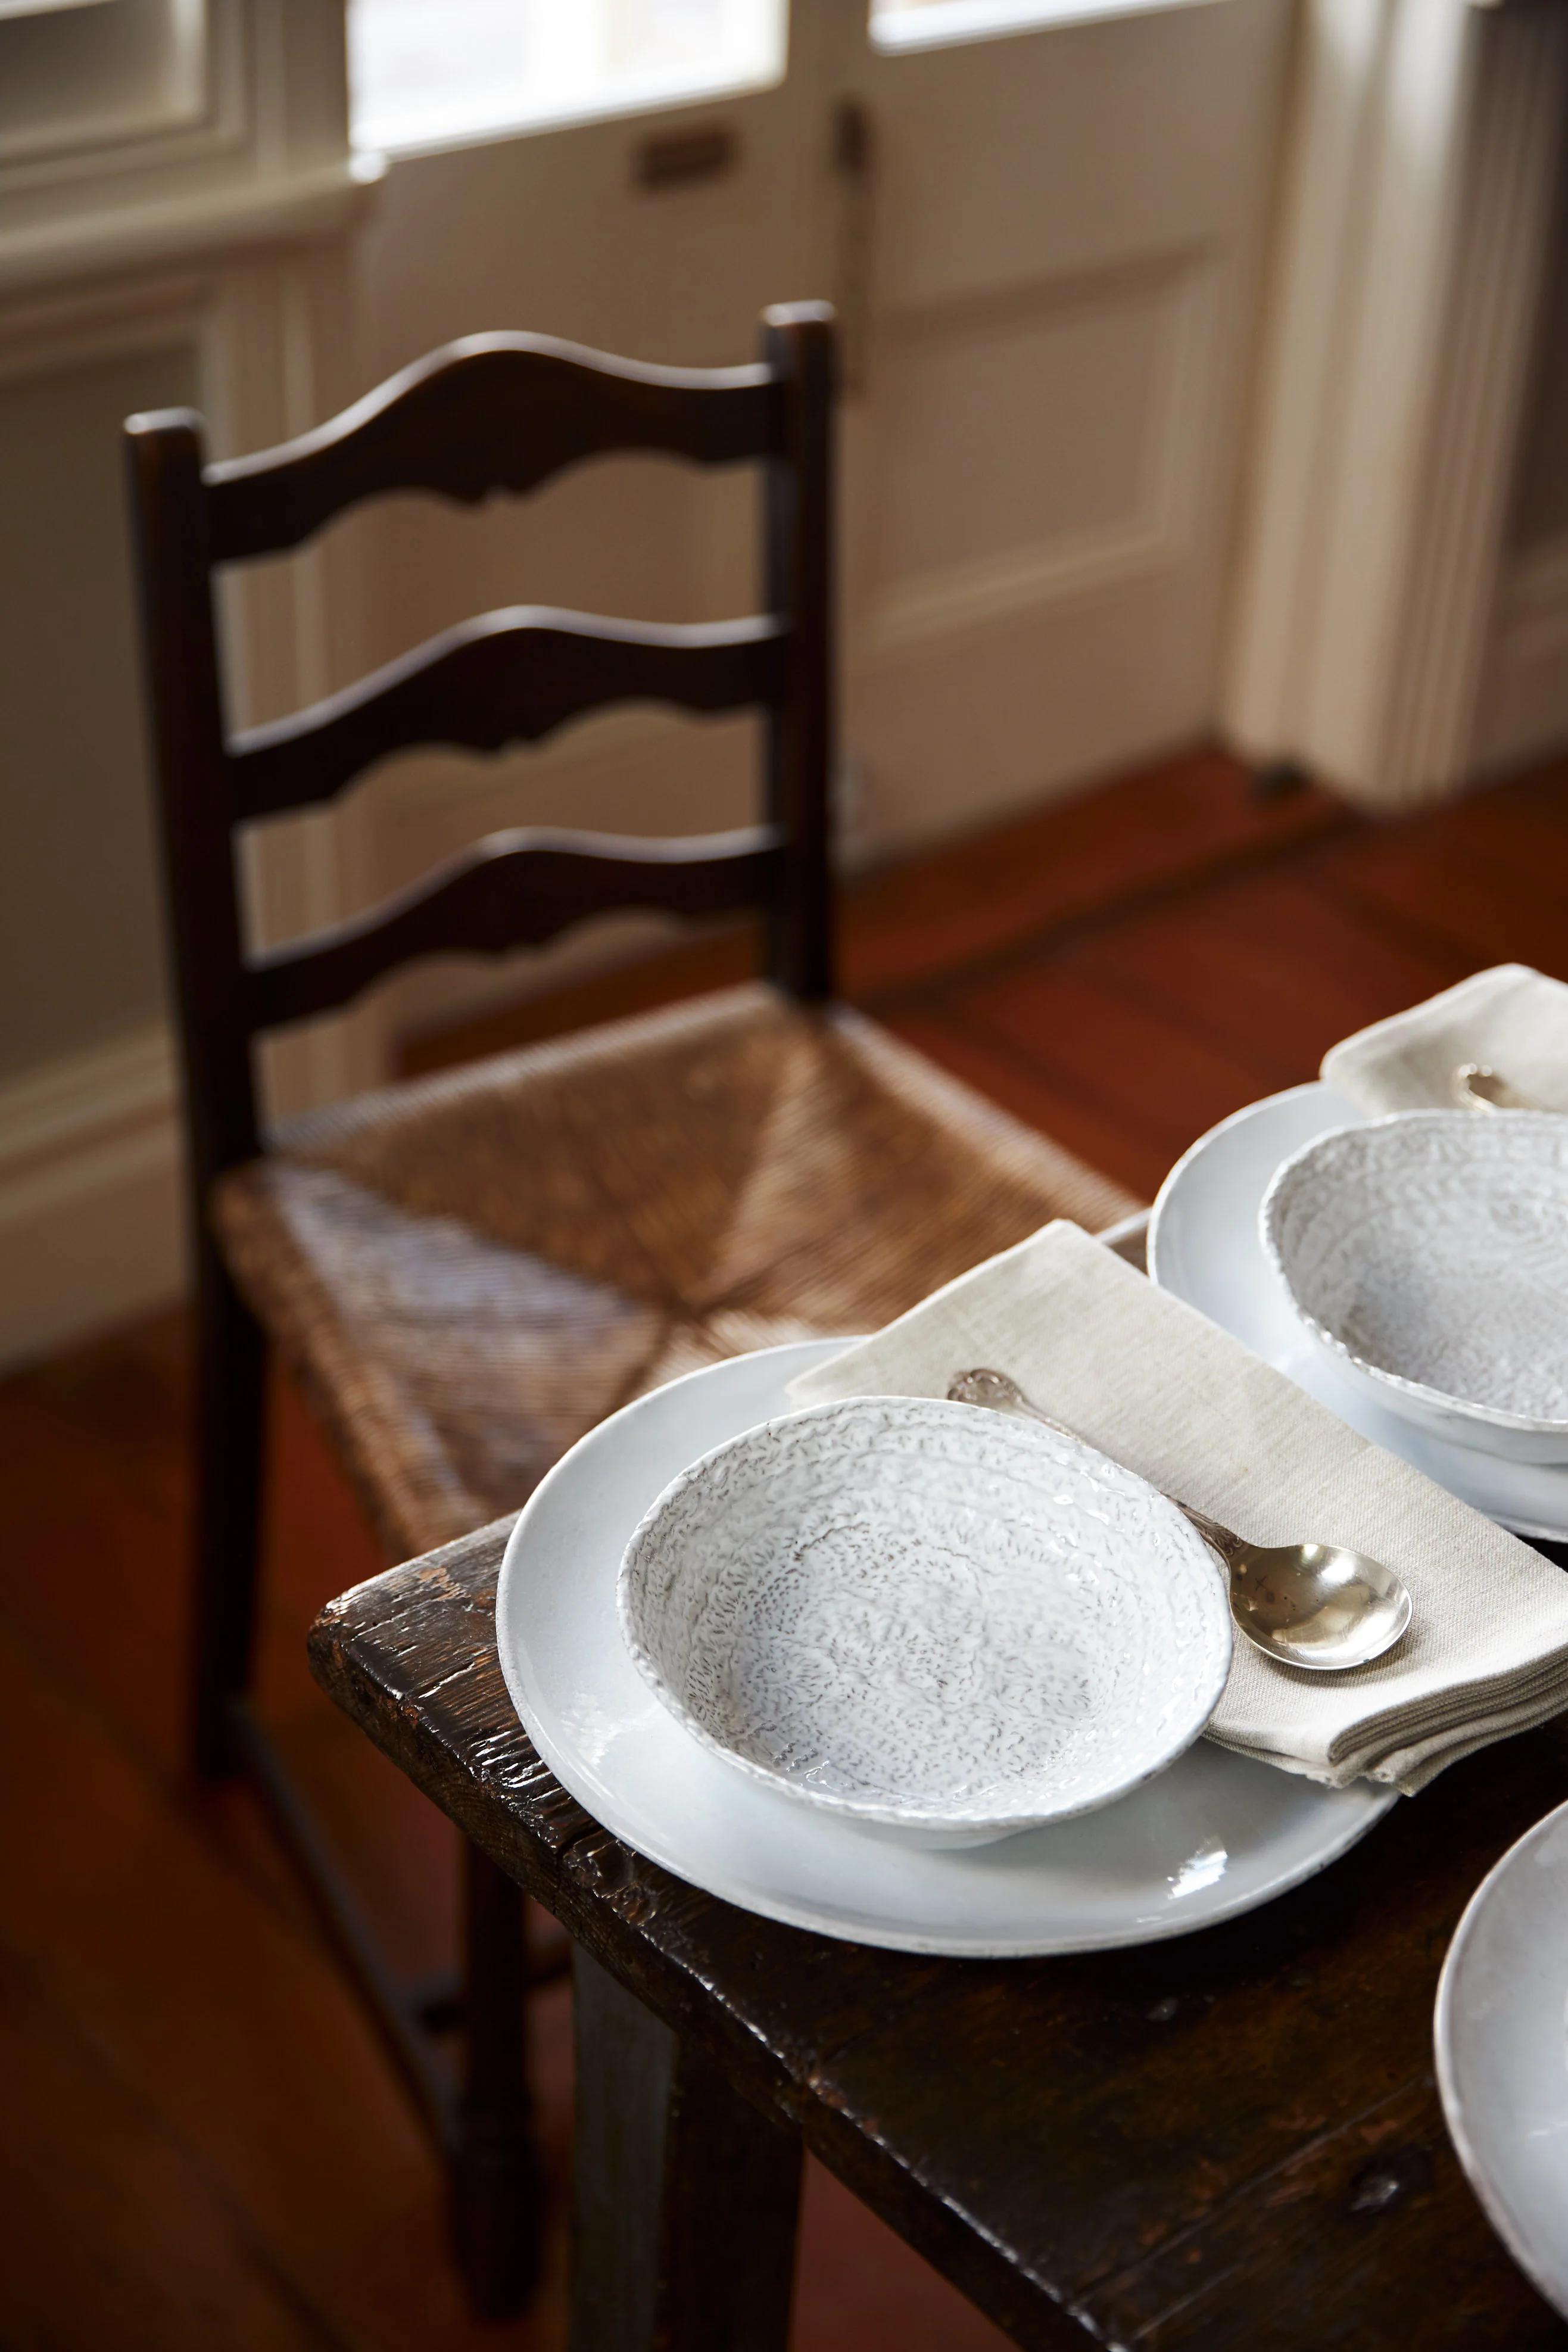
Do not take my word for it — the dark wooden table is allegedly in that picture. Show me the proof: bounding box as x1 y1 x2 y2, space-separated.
310 1513 1568 2351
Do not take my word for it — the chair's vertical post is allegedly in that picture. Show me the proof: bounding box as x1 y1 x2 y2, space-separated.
761 303 837 1002
125 413 266 1781
450 1841 541 2317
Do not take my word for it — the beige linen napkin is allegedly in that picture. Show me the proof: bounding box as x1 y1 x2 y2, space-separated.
1322 964 1568 1114
785 1220 1568 1794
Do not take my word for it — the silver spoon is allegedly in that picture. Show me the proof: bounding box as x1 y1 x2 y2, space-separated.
946 1368 1413 1672
1452 1061 1539 1111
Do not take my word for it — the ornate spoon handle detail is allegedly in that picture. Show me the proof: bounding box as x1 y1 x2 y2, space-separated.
1452 1062 1539 1112
944 1368 1245 1560
944 1367 1414 1672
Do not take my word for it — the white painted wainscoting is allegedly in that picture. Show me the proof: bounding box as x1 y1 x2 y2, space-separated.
1222 0 1568 808
0 0 377 1367
0 1028 182 1367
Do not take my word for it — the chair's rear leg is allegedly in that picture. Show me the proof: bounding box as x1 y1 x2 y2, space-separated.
189 1235 269 1781
450 1839 542 2317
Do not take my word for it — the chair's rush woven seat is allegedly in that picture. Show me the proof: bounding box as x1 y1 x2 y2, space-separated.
216 983 1136 1560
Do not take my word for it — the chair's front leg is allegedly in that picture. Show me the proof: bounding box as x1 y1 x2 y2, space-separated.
569 1946 802 2352
451 1840 541 2316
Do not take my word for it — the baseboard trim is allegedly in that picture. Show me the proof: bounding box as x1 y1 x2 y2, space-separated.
0 1024 186 1372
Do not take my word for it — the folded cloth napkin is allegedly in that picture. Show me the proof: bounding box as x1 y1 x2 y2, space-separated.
1322 963 1568 1114
785 1219 1568 1794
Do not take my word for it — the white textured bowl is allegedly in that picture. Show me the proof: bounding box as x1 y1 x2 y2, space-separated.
618 1396 1233 1848
1261 1111 1568 1463
1435 1796 1568 2321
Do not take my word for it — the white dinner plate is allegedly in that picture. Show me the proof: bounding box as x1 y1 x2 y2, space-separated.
497 1338 1395 1956
1149 1083 1568 1541
1436 1798 1568 2319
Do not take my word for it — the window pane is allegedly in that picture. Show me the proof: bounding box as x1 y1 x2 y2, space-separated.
0 0 114 18
871 0 1209 52
351 0 787 155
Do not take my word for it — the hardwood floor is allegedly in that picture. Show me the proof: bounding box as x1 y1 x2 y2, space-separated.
2 744 1565 2350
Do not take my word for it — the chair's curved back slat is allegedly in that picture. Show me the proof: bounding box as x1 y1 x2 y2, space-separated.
247 825 783 1032
126 301 836 1182
206 334 783 562
230 610 787 821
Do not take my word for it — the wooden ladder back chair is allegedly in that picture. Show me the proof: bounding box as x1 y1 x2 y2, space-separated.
123 300 834 2317
125 301 1134 2320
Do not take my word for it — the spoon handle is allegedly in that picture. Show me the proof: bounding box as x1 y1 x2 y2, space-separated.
1452 1061 1539 1111
945 1368 1245 1562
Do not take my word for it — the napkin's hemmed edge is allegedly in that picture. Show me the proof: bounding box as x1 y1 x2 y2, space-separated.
1208 1671 1568 1795
1322 1646 1568 1756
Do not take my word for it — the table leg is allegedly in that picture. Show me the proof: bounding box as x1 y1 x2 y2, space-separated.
569 1947 802 2352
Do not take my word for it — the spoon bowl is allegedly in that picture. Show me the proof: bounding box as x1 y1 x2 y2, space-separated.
946 1369 1413 1673
1214 1534 1413 1671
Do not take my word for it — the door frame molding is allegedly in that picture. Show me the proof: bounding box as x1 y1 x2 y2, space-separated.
1223 0 1568 809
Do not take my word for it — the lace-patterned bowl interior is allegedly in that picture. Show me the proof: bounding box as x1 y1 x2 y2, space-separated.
618 1396 1232 1848
1262 1111 1568 1464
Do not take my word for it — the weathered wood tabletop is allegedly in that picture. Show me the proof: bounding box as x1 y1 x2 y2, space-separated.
310 1515 1568 2351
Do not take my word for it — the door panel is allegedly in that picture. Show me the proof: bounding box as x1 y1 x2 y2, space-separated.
338 0 1291 1038
869 260 1201 613
340 23 833 1036
838 0 1292 846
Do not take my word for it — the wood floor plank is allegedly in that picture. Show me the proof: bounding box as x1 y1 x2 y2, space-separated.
1401 758 1568 886
0 1612 564 2352
0 1362 189 1774
793 2157 1013 2352
0 1948 345 2352
841 749 1348 1000
0 1326 381 1775
944 960 1273 1174
883 1010 1170 1202
1311 828 1568 983
0 1310 459 1985
1058 866 1464 1092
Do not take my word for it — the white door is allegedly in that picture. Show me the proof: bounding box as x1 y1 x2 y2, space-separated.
339 0 1292 1039
832 0 1293 848
342 0 836 1041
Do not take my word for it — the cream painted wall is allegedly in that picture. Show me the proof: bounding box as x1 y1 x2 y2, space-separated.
0 338 194 1083
0 0 366 1367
